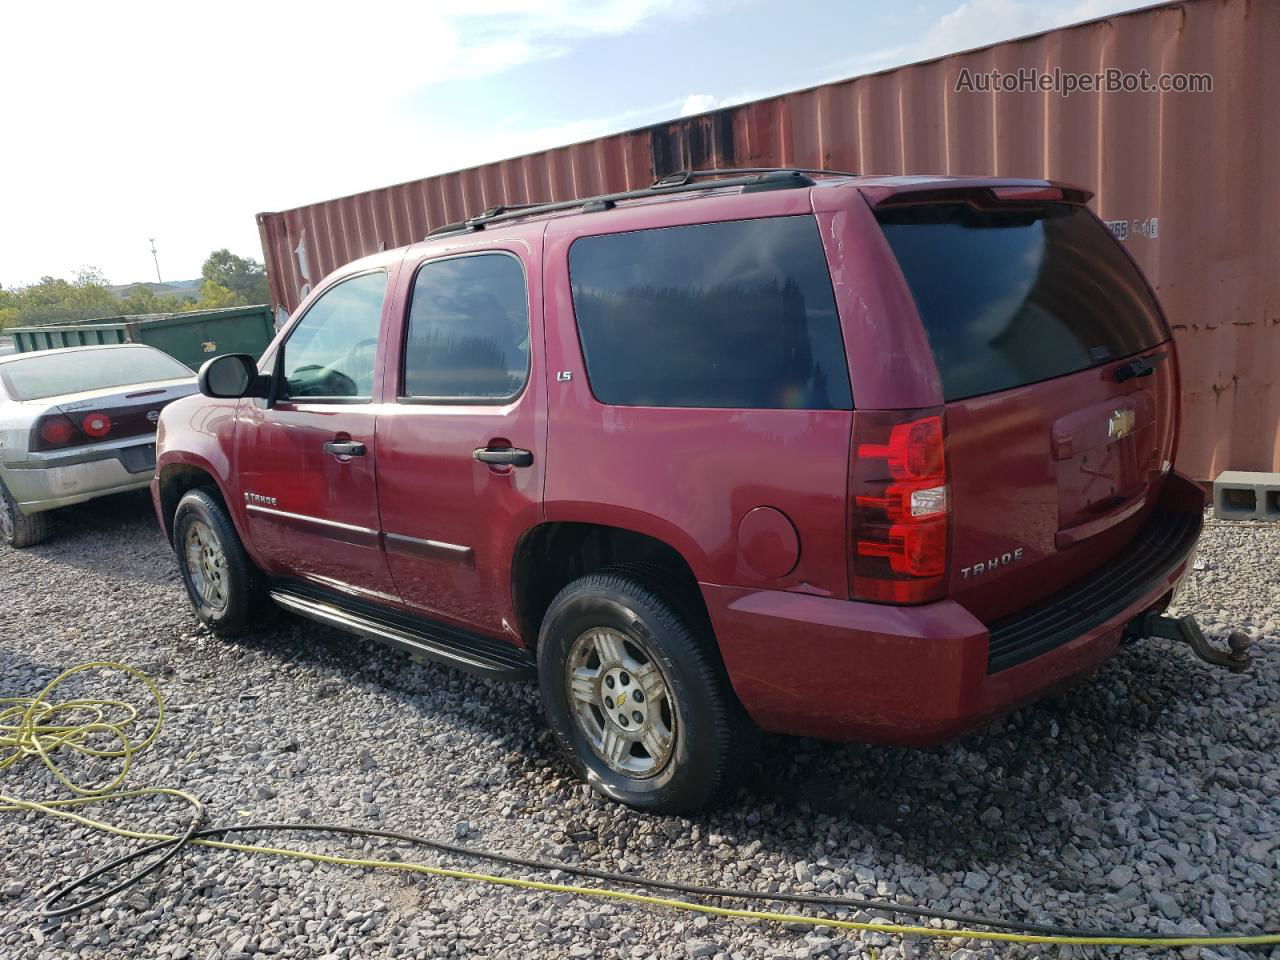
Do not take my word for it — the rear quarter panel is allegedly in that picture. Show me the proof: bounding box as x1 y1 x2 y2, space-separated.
0 397 38 466
812 186 943 410
541 189 855 596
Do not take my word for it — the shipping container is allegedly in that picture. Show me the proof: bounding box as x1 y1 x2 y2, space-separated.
255 0 1279 482
9 304 275 369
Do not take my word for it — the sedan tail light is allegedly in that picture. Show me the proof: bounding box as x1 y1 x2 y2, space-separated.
80 412 113 438
28 401 170 453
851 408 949 604
31 413 88 452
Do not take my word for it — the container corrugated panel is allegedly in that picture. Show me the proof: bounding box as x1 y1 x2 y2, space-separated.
11 326 130 353
256 0 1278 481
8 305 276 369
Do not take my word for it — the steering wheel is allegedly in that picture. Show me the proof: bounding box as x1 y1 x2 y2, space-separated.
338 337 379 388
342 338 379 364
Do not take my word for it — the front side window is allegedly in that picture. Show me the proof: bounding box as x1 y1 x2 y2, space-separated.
403 254 529 401
568 216 852 409
279 271 387 401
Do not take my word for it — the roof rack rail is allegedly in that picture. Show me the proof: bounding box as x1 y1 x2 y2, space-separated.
651 167 859 187
423 167 856 240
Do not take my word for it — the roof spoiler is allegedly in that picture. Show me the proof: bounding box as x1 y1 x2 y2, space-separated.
864 181 1094 208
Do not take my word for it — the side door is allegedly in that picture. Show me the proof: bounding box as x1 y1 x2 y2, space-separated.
375 247 545 638
236 268 400 603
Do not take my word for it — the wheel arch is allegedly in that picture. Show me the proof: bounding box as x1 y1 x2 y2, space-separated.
156 459 234 544
511 520 716 653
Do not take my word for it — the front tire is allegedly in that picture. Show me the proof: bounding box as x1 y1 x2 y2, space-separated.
0 477 51 549
537 570 748 813
172 488 268 636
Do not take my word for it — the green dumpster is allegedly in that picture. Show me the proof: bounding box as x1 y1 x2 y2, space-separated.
8 304 276 369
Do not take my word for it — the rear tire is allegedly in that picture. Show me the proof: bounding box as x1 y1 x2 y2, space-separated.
172 488 269 636
537 569 749 813
0 477 51 549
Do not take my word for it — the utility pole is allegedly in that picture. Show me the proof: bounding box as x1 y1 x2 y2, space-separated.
149 238 161 284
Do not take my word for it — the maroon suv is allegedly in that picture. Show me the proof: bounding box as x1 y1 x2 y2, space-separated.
154 169 1206 812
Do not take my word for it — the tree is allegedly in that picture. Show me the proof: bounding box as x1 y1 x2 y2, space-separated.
201 249 269 305
192 280 240 310
0 250 273 332
117 284 189 315
0 269 118 329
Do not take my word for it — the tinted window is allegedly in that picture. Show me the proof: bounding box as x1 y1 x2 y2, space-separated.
280 272 386 400
403 254 529 400
877 203 1168 401
569 217 851 409
0 346 191 401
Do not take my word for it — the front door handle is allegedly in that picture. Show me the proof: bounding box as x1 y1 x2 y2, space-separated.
472 446 533 467
324 440 366 457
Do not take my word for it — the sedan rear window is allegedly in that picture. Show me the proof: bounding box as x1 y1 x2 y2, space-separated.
569 216 852 410
0 347 192 401
877 203 1169 401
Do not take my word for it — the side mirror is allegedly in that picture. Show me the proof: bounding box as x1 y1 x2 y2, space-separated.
198 354 268 399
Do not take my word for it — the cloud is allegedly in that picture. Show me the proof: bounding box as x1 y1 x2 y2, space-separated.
0 0 1151 287
817 0 1153 85
0 0 692 286
679 94 721 117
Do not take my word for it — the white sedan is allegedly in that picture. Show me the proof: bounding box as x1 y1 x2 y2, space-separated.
0 344 196 547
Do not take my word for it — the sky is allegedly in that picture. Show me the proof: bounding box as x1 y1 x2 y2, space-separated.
0 0 1154 288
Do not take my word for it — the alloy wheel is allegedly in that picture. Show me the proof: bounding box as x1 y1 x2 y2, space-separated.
0 494 13 542
184 519 229 613
565 626 676 777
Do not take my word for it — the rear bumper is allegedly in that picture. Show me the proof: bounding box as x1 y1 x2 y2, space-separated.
0 441 157 514
704 471 1205 745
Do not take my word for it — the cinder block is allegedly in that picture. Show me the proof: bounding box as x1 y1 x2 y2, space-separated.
1213 470 1280 521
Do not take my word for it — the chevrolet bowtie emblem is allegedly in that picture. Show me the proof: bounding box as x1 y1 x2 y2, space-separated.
1108 408 1136 440
616 692 627 707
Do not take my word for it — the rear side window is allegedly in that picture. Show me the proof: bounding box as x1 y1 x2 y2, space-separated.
877 203 1168 401
569 217 851 409
403 253 529 400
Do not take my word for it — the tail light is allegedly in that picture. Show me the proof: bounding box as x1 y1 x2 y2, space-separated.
851 409 949 604
81 412 113 438
31 413 87 452
29 403 163 453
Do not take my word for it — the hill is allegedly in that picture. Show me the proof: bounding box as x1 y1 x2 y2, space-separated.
106 279 202 301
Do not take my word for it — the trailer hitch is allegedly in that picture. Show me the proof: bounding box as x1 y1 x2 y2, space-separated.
1126 612 1252 672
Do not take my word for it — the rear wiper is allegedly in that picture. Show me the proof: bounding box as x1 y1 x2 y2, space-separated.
1113 351 1167 382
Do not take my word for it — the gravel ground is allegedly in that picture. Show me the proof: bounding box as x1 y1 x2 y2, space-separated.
1 491 1277 960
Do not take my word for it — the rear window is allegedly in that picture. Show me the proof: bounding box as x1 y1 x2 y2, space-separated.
877 203 1168 401
0 346 192 401
568 216 852 409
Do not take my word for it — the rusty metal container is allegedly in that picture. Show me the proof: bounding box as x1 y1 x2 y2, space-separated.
256 0 1279 480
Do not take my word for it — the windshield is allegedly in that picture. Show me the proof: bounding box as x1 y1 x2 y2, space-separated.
877 203 1169 400
0 347 192 401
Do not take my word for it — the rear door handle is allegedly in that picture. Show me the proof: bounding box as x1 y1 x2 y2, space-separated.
323 440 366 457
473 446 533 467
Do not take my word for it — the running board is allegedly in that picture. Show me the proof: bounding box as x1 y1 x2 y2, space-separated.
269 587 535 682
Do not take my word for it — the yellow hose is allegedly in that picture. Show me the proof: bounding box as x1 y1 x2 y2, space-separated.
3 662 1278 950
